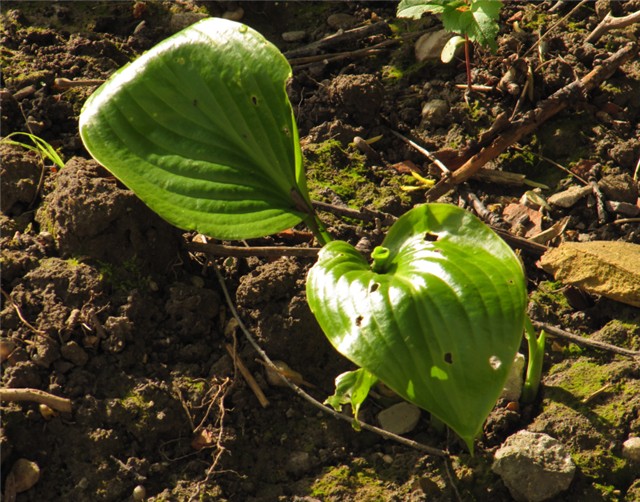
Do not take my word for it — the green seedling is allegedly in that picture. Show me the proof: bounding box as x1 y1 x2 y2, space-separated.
2 132 65 170
397 0 503 89
79 18 541 452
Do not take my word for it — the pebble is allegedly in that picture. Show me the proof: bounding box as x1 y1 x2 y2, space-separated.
421 99 450 127
282 31 307 43
500 352 525 402
605 200 640 217
327 13 358 30
414 30 451 62
492 431 575 502
547 185 592 208
286 450 313 476
7 458 41 493
169 12 208 32
222 7 244 22
599 173 638 203
61 340 89 366
622 437 640 462
13 85 37 100
377 401 421 435
133 484 147 501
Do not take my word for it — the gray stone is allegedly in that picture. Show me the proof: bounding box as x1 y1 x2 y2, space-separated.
377 401 421 435
169 12 207 32
622 437 640 462
548 185 592 208
492 430 575 502
282 31 307 43
61 340 89 366
286 450 314 476
421 99 450 127
414 30 450 62
327 13 357 30
500 352 525 402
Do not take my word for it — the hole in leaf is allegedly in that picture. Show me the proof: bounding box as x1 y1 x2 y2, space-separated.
355 315 363 327
251 95 258 105
424 232 438 242
444 352 453 364
370 283 379 293
489 356 502 370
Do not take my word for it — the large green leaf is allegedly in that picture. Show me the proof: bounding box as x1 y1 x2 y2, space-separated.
307 204 527 450
79 18 312 240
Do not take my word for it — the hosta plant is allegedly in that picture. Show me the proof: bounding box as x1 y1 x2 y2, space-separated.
79 17 540 452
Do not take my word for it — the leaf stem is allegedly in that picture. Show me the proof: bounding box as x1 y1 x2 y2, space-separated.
522 316 545 404
464 35 472 91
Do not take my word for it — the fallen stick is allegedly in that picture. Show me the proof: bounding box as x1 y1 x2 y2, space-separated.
0 388 72 413
225 343 270 408
532 321 640 361
586 9 640 44
425 41 639 202
284 21 390 59
187 242 319 258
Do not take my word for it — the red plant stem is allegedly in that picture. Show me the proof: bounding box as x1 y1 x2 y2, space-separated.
464 35 472 90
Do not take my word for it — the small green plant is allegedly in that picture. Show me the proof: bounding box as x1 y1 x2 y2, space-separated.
1 132 65 170
397 0 503 89
79 18 541 452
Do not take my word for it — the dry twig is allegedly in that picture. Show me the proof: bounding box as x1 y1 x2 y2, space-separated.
425 42 639 201
0 387 72 413
532 321 640 360
224 343 270 408
586 9 640 44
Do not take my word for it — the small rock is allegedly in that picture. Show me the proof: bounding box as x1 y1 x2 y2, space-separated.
492 431 575 502
622 437 640 462
132 484 147 501
421 99 450 127
222 7 244 22
599 173 638 203
501 352 525 402
414 30 450 62
61 340 89 366
327 13 358 30
547 185 592 208
377 401 421 435
286 450 313 476
282 31 307 43
7 458 40 493
605 200 640 217
169 12 208 32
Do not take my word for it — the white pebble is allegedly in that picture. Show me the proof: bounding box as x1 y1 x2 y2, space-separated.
622 437 640 462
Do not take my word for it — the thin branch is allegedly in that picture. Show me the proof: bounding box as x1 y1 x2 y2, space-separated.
532 321 640 360
1 288 55 342
283 21 390 59
224 343 270 408
425 41 639 201
186 241 319 258
312 200 397 226
389 129 451 177
0 387 72 413
586 9 640 44
211 262 450 458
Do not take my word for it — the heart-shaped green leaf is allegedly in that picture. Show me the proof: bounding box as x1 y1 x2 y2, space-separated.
307 204 527 450
79 18 313 240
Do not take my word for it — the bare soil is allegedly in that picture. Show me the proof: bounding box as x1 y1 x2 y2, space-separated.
2 2 640 501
